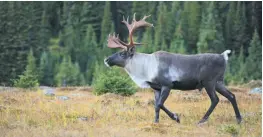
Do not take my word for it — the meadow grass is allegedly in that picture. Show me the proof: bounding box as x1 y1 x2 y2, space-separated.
0 87 261 137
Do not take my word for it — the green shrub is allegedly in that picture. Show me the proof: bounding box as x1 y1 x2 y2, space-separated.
92 66 137 96
13 74 39 88
218 124 239 136
13 49 39 88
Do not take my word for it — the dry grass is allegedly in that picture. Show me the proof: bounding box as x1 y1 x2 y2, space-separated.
0 87 261 137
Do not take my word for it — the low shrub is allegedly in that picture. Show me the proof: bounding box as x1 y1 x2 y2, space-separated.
92 67 137 96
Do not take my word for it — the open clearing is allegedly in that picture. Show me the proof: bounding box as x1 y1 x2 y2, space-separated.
0 87 261 137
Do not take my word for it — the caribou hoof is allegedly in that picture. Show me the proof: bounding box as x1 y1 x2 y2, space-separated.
171 113 180 123
197 118 208 126
237 116 242 124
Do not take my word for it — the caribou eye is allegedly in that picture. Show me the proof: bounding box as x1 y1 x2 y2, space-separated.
120 52 126 58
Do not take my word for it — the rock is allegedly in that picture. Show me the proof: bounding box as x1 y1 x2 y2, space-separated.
42 87 55 96
249 87 262 94
77 116 88 121
56 96 70 100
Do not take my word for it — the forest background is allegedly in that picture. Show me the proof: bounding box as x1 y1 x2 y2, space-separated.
0 1 261 88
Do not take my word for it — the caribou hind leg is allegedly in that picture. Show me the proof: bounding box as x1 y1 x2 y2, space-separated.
215 82 242 124
198 81 219 125
154 87 180 123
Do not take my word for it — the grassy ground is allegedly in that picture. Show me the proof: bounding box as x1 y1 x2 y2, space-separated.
0 87 261 137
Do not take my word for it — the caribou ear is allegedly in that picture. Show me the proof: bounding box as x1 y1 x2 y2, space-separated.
128 47 136 57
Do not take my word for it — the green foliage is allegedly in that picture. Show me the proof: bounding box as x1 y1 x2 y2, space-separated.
245 29 262 80
39 51 54 86
13 49 39 88
154 2 168 51
13 74 39 89
226 47 246 84
218 124 239 136
92 66 137 96
100 1 112 46
55 56 85 86
181 1 201 52
197 2 225 53
170 23 186 54
0 1 261 86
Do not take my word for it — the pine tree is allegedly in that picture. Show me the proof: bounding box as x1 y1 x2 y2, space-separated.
170 23 186 54
232 46 246 84
100 1 112 47
25 49 39 79
73 62 86 86
154 2 168 51
39 51 54 86
39 4 52 51
166 1 181 47
55 56 74 86
181 1 201 53
197 2 225 53
137 29 153 53
13 49 39 88
245 29 262 80
224 2 236 48
231 1 248 54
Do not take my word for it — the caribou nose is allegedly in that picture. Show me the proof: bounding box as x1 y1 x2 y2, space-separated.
105 58 109 62
104 58 110 67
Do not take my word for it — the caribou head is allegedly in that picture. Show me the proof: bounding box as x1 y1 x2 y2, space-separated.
104 13 153 68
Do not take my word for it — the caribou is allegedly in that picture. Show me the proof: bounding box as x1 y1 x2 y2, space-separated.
104 13 242 125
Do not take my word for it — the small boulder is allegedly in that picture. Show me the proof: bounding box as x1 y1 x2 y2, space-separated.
56 96 70 100
77 116 88 121
43 88 55 96
249 87 262 94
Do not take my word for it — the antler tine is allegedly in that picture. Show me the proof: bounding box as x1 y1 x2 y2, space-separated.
142 15 151 20
118 13 153 48
133 13 136 21
107 32 128 50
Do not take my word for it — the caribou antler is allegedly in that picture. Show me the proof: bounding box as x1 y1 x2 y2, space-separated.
107 13 153 50
122 13 154 46
107 33 128 50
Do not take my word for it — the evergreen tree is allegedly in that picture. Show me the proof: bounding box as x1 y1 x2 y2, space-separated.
100 1 112 47
181 1 201 53
137 29 153 53
245 29 262 80
39 3 52 51
13 49 39 88
232 47 246 84
25 49 39 79
154 2 168 51
170 23 186 54
197 2 225 53
55 56 84 86
39 51 54 86
231 1 248 54
224 2 235 47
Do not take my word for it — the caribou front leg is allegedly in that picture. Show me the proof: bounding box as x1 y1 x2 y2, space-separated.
154 87 180 123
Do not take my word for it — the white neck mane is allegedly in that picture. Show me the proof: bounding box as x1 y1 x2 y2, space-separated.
124 53 159 88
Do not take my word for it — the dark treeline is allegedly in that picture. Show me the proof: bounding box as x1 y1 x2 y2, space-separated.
0 1 261 86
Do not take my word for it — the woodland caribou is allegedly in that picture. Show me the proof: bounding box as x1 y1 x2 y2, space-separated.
104 13 242 125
